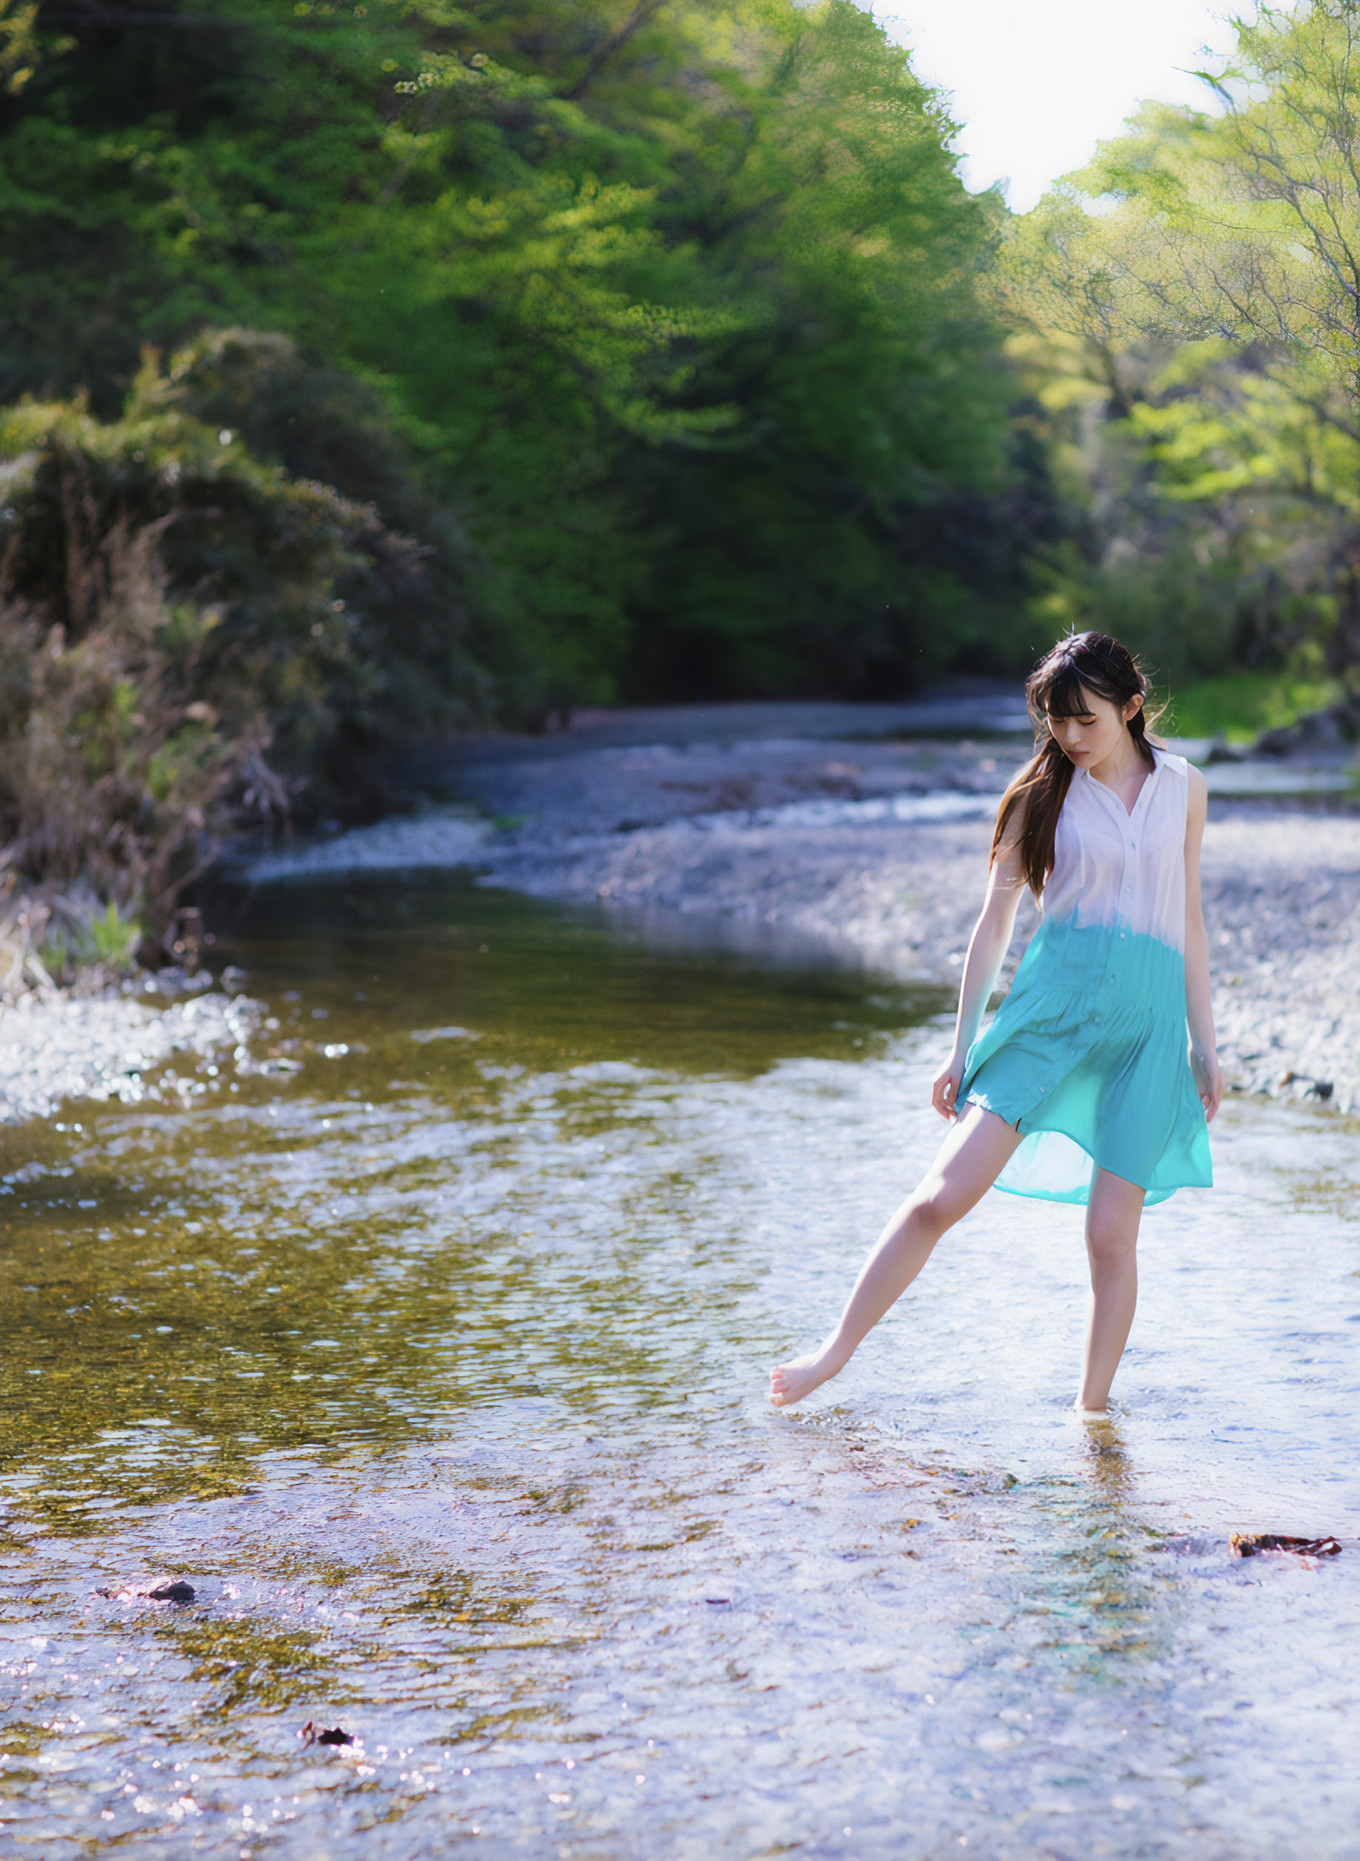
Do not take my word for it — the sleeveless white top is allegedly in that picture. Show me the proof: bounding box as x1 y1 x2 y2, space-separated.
1041 748 1189 954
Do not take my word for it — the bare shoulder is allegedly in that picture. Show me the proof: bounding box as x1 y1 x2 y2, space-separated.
1183 761 1208 836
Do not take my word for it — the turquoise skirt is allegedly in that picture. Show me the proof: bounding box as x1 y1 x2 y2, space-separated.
961 916 1212 1207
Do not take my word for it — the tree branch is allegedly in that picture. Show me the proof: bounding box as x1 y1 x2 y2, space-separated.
563 0 665 102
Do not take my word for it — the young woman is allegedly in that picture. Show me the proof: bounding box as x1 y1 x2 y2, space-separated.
770 631 1220 1417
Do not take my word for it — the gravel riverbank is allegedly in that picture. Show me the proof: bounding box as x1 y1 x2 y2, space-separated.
482 795 1360 1111
0 982 265 1124
443 719 1360 1113
10 702 1359 1122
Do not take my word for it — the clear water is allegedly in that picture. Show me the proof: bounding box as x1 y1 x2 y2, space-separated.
2 876 1359 1859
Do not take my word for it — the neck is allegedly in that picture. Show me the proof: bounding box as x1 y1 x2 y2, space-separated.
1088 730 1147 786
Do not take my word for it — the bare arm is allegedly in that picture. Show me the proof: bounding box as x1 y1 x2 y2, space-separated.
932 826 1028 1120
1183 765 1222 1121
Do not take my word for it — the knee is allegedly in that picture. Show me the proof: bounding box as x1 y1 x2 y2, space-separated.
913 1177 967 1235
1086 1220 1137 1275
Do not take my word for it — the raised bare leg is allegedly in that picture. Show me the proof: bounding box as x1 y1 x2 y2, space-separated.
770 1105 1023 1408
1075 1168 1145 1414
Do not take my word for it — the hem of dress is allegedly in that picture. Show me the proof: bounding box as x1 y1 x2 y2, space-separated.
962 1091 1210 1208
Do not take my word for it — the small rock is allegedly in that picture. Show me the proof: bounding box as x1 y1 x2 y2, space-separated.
1254 697 1360 758
1203 737 1247 764
135 935 170 972
148 1579 197 1603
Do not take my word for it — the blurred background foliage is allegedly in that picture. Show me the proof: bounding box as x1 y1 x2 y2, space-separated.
0 0 1041 710
2 0 1360 928
0 346 427 910
1000 0 1360 735
1004 329 1355 734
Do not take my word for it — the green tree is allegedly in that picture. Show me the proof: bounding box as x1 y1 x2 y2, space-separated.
999 1 1360 691
0 351 425 912
1 0 1028 719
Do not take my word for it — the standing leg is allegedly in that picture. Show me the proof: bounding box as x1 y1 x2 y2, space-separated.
770 1105 1023 1408
1076 1168 1146 1414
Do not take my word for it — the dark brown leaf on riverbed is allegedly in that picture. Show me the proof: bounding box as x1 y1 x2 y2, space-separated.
1230 1534 1342 1559
300 1721 355 1747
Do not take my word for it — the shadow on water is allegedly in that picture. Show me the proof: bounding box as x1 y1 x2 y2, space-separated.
208 871 947 1074
1 874 1358 1858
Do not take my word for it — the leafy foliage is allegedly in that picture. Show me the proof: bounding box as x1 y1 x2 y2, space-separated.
40 894 143 978
996 2 1360 696
0 0 1029 721
1005 331 1360 690
0 357 421 913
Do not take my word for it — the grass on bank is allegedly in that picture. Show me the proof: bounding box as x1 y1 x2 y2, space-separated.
39 898 142 979
1161 672 1345 744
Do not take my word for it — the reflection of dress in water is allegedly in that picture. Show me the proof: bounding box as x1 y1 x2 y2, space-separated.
961 746 1212 1207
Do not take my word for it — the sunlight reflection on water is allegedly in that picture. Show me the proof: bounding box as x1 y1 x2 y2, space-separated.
0 876 1357 1857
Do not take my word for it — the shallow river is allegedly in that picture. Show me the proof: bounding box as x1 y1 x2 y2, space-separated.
2 876 1359 1859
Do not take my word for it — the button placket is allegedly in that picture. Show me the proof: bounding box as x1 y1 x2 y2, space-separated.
1118 818 1136 926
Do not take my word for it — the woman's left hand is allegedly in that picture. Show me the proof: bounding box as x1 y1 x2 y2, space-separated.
1191 1046 1222 1122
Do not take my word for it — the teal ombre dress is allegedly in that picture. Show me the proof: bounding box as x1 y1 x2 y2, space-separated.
960 748 1212 1207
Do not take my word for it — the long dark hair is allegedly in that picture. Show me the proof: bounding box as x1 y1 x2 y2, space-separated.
993 631 1160 895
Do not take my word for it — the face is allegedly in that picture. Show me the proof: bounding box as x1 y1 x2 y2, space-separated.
1045 683 1142 769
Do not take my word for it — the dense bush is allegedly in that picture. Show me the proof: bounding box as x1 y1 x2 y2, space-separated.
0 349 429 917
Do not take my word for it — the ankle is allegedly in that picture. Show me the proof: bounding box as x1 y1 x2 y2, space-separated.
822 1333 855 1370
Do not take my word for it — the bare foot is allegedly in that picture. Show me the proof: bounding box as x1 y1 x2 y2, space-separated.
1072 1401 1109 1420
770 1345 848 1408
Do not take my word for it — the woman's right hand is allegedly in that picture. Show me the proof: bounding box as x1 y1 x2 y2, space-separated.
932 1049 965 1121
